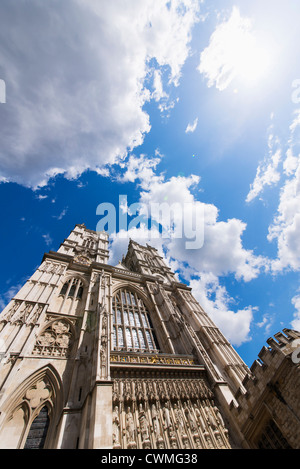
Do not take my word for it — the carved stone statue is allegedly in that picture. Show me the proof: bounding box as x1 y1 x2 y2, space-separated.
138 403 150 442
213 406 225 428
126 406 135 444
173 403 185 436
194 407 206 433
183 401 198 434
205 405 217 430
112 406 120 447
151 403 161 438
163 401 171 429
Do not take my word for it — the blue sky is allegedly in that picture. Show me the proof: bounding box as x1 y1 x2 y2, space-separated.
1 0 300 366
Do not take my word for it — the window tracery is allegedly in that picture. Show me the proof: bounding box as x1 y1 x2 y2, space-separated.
32 319 74 357
112 288 159 353
59 278 84 300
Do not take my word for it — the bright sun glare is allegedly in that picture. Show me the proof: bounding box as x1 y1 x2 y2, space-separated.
225 16 271 86
199 7 273 91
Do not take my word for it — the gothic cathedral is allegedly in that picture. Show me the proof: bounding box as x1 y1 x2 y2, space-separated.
0 224 299 449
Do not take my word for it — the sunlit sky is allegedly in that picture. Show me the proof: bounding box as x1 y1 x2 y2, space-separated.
1 0 300 366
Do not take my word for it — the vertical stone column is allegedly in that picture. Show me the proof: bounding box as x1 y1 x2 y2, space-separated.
88 381 113 449
86 270 113 448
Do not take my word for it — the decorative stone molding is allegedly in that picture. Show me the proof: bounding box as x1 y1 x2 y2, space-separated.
32 318 75 358
111 372 230 449
25 379 51 410
110 352 198 367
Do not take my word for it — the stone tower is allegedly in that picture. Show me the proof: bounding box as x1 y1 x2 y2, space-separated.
0 224 298 449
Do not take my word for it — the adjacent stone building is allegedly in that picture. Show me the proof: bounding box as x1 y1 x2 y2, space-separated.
0 224 299 449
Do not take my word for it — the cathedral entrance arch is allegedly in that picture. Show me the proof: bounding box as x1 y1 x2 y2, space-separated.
0 365 63 449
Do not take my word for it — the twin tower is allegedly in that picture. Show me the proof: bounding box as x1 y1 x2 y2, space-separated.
0 224 299 449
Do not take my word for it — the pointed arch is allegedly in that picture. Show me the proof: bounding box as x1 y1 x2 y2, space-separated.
111 281 153 312
0 364 63 449
111 284 160 353
58 273 88 300
56 273 88 315
24 405 50 449
59 272 89 288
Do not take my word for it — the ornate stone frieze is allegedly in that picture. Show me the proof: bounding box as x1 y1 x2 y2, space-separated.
1 301 44 326
110 371 230 449
110 352 198 367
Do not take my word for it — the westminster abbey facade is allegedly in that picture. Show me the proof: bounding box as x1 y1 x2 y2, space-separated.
0 224 299 449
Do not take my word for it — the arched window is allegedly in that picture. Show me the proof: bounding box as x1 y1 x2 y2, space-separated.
112 288 159 353
24 406 50 449
59 278 84 300
83 237 96 250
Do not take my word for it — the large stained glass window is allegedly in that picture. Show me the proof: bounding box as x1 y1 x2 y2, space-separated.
112 289 159 353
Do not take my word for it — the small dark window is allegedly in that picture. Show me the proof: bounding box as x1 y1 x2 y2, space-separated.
24 406 50 449
60 278 84 300
68 284 76 297
76 286 83 299
257 420 292 449
60 281 69 295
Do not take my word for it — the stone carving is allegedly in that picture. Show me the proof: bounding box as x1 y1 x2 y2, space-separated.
112 406 121 449
194 407 206 433
138 403 151 448
111 375 231 449
3 302 44 326
163 401 172 430
100 312 109 379
183 401 198 434
32 319 74 357
13 303 33 324
125 406 136 449
173 403 185 436
25 379 50 409
28 305 44 325
2 301 22 322
151 403 162 440
204 405 217 430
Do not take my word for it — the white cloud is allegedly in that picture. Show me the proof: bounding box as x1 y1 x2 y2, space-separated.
109 227 160 263
152 70 168 102
118 152 164 189
189 274 256 346
245 109 300 274
291 294 300 331
109 152 266 345
185 117 198 133
0 0 200 189
0 283 24 311
42 233 53 246
255 314 273 335
267 111 300 272
198 7 270 91
116 153 267 283
246 121 282 203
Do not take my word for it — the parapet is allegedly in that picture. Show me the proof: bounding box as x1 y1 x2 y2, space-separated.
229 329 300 449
